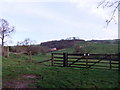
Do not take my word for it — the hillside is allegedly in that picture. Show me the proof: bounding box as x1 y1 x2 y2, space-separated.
40 39 85 50
2 41 120 88
87 39 120 44
40 39 119 52
54 42 119 54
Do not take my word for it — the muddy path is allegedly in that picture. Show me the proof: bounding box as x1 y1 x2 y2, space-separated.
3 74 42 88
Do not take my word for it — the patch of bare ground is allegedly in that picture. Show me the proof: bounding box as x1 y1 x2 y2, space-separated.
3 74 42 88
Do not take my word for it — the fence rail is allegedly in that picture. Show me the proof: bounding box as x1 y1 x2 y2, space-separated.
33 59 51 63
51 53 120 71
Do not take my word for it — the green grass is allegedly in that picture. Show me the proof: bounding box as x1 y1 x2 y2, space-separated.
76 43 119 54
2 53 120 88
55 43 119 54
35 68 119 88
2 43 120 88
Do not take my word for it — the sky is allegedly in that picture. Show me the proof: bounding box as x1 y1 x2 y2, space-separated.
0 0 118 45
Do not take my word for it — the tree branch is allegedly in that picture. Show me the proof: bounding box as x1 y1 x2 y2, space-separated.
98 0 119 26
0 18 15 47
106 3 119 26
97 0 105 8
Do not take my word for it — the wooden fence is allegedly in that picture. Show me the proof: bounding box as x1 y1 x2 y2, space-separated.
51 53 120 71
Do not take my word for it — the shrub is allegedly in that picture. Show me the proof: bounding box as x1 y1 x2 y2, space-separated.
74 45 96 54
25 46 48 55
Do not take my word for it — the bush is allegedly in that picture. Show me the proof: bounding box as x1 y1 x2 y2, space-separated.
9 46 26 53
9 45 48 55
25 46 48 55
74 45 96 54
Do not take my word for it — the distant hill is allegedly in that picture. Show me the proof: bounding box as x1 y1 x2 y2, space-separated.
87 39 120 44
40 39 119 51
40 39 85 50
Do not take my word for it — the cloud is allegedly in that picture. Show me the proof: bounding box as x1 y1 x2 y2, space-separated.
69 0 98 8
68 0 118 39
69 0 108 19
17 6 53 20
1 0 70 3
1 0 117 21
9 4 91 31
0 1 118 45
69 0 118 22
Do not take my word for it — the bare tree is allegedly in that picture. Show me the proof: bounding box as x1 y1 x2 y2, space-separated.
97 0 119 26
0 19 15 55
17 38 36 52
19 38 36 46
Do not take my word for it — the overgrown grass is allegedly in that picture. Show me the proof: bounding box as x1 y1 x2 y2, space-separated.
54 43 119 54
2 53 120 88
2 43 120 88
75 43 119 54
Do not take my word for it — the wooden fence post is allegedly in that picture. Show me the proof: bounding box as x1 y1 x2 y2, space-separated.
29 51 32 63
63 53 68 67
119 53 120 71
86 53 88 68
6 46 9 58
109 54 112 70
51 53 54 66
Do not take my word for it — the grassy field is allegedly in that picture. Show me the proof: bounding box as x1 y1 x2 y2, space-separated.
2 42 120 88
54 42 119 54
